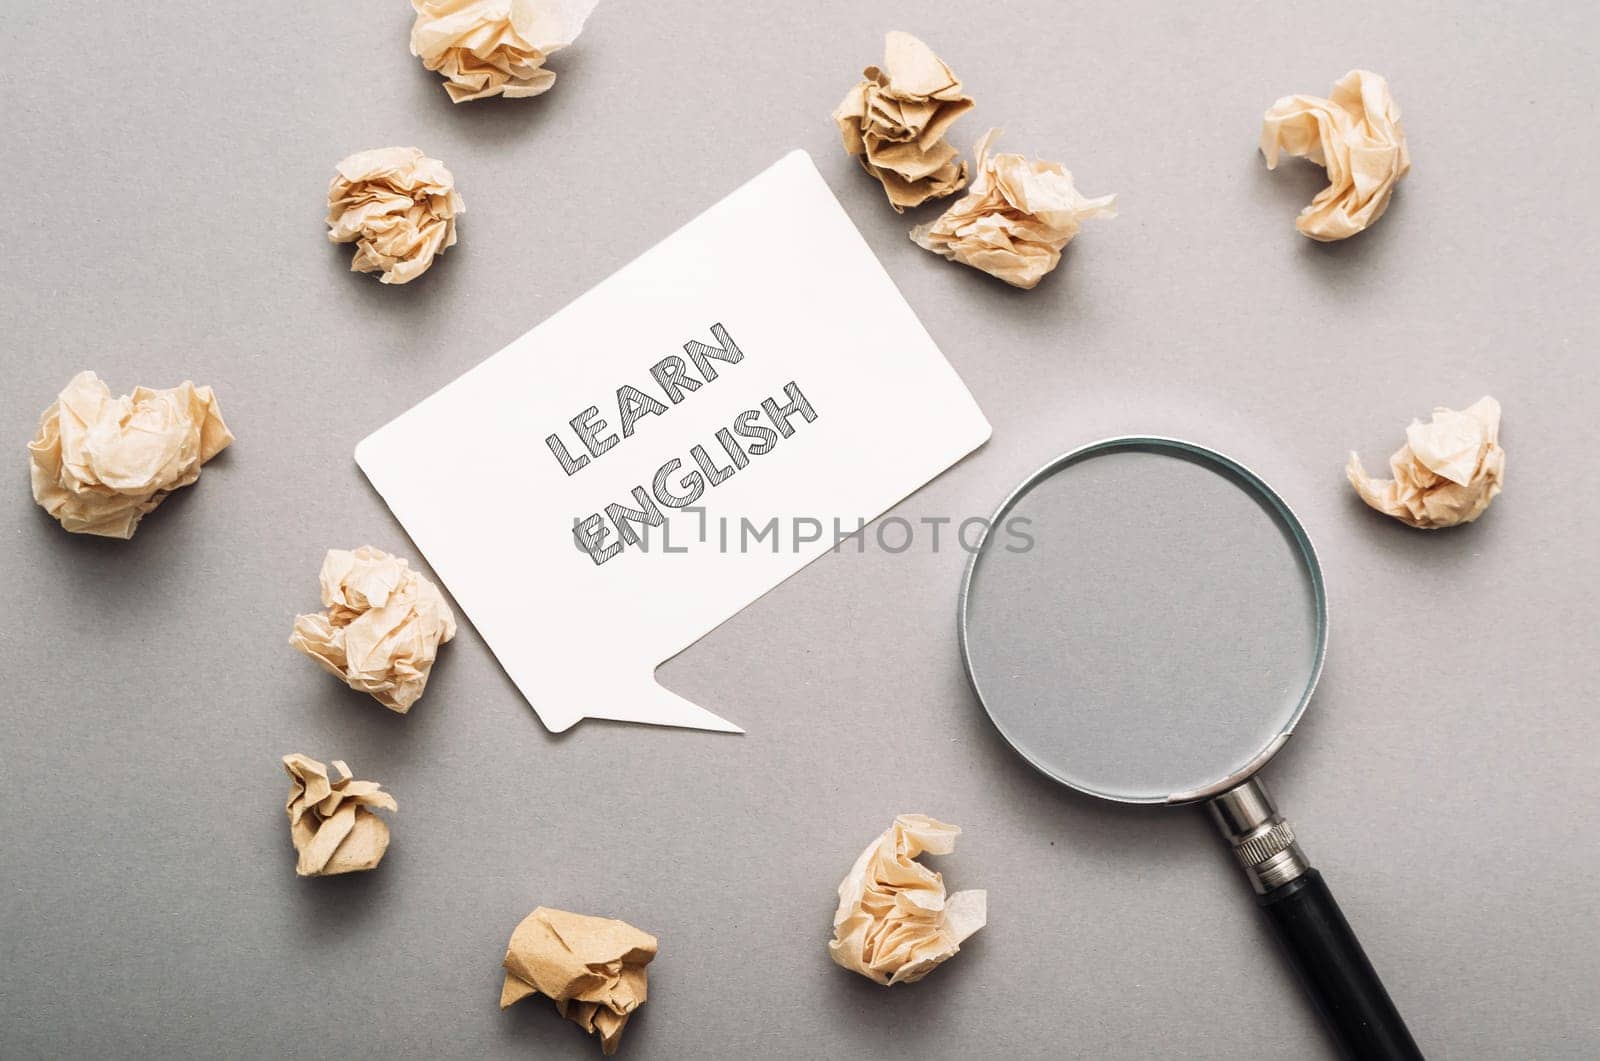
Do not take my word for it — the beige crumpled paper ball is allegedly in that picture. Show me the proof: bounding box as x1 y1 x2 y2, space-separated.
500 907 658 1056
833 30 974 212
326 147 464 285
27 370 233 538
282 754 397 877
829 814 986 986
289 546 457 712
1261 69 1411 241
1347 397 1504 529
911 128 1117 289
410 0 598 103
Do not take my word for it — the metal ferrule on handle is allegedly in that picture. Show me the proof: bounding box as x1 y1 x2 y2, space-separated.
1208 777 1311 892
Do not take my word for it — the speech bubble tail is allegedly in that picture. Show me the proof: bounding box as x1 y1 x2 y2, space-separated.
573 678 745 734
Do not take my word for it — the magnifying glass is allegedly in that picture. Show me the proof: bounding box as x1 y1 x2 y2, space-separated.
959 437 1421 1060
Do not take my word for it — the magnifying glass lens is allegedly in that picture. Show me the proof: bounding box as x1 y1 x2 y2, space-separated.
962 443 1322 803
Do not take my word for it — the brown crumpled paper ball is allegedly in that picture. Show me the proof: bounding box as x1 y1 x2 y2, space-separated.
282 754 397 877
410 0 598 103
1261 69 1411 241
829 814 986 986
833 31 974 213
27 370 233 538
911 128 1117 289
1347 397 1504 529
289 546 457 712
326 147 464 285
501 907 658 1056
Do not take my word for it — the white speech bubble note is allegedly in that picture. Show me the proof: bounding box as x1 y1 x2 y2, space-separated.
355 150 991 733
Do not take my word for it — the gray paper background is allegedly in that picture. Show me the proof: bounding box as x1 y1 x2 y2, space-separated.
2 1 1597 1058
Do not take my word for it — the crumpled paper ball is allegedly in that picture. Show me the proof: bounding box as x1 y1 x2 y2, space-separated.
289 546 457 712
326 147 464 284
1261 69 1411 241
911 128 1117 289
829 814 986 986
410 0 598 103
501 907 658 1056
282 754 397 877
1347 397 1504 529
27 370 233 538
833 30 974 212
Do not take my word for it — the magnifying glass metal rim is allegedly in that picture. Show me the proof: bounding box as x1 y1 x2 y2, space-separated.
957 435 1329 806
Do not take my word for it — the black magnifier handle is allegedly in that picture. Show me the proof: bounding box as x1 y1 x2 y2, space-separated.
1209 779 1423 1060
